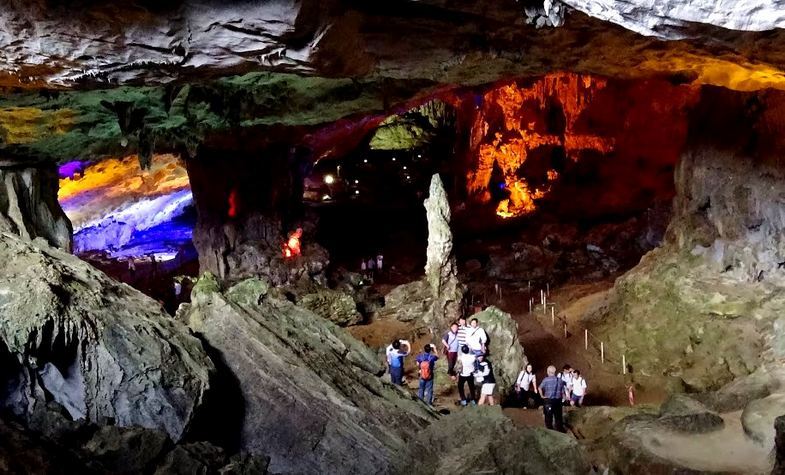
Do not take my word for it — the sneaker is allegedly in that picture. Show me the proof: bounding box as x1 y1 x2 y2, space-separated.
470 401 477 406
460 400 468 407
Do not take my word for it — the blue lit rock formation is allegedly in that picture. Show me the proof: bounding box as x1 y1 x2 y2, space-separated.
59 154 194 260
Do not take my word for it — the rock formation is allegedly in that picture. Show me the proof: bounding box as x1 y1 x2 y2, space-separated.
583 88 785 392
469 306 528 402
423 173 463 330
177 274 435 474
0 164 71 251
298 288 363 326
559 0 785 38
187 147 329 285
398 406 590 474
0 232 213 441
2 0 785 93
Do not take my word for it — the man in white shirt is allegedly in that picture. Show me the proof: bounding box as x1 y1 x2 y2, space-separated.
385 339 410 386
466 318 488 355
558 365 574 404
570 370 587 407
456 345 477 406
515 363 540 409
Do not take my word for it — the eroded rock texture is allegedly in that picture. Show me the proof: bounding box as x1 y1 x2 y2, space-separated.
177 274 435 474
469 306 527 402
584 88 785 392
3 0 785 93
0 233 213 441
560 0 785 37
0 164 71 251
187 146 329 285
424 173 463 329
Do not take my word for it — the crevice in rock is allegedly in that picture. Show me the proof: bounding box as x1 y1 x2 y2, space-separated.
182 337 245 453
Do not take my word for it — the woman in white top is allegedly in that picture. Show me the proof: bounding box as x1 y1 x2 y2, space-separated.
466 318 488 355
515 364 540 409
570 370 587 407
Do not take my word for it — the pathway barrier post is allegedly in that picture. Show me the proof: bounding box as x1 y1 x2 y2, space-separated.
601 342 605 363
550 306 555 325
563 322 567 339
584 329 588 350
622 354 627 375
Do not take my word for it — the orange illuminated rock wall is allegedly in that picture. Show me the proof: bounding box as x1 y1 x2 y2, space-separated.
467 73 614 218
59 154 190 230
466 73 699 218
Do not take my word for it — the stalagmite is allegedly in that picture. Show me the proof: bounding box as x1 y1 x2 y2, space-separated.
423 173 463 329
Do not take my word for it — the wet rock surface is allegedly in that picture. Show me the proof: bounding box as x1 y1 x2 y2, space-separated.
178 274 436 474
0 233 213 442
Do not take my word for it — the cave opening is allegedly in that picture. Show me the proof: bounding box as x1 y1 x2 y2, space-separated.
300 73 695 292
58 154 198 311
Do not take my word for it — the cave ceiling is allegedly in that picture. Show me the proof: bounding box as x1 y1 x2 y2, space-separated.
1 0 785 164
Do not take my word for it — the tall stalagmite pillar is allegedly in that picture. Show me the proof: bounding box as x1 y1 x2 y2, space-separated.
424 173 463 329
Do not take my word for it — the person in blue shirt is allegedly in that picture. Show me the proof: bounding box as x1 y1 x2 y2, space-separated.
415 344 439 405
539 365 567 432
386 339 410 385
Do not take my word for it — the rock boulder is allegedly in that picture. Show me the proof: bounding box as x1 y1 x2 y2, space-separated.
298 288 363 326
470 306 527 402
178 274 435 474
0 233 213 441
658 394 724 433
397 407 590 474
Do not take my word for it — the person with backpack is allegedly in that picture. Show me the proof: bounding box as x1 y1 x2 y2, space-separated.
441 322 460 378
456 345 477 406
515 363 540 409
386 339 410 386
474 354 497 406
415 344 439 405
570 370 587 407
466 318 488 356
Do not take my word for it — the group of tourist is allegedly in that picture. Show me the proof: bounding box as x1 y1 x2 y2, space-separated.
360 254 384 279
385 318 589 434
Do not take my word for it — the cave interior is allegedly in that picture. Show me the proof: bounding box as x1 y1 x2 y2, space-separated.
2 1 785 474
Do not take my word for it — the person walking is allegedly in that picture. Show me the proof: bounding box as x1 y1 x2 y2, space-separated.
558 364 574 405
515 363 540 409
539 365 567 432
571 370 587 407
466 318 488 356
456 345 477 406
127 258 136 280
415 344 439 405
441 322 460 378
475 354 497 406
385 339 410 386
